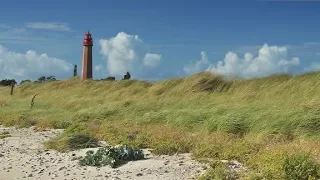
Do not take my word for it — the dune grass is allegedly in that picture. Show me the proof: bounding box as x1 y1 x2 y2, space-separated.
2 72 320 179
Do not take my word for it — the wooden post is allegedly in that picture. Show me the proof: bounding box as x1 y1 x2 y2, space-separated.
31 94 38 109
10 82 14 95
74 65 77 77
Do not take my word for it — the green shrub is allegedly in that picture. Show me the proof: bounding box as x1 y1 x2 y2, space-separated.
284 153 320 180
79 145 144 168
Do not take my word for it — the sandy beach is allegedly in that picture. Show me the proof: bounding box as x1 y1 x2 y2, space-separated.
0 125 208 180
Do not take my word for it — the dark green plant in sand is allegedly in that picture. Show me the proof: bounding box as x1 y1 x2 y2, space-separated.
79 145 144 168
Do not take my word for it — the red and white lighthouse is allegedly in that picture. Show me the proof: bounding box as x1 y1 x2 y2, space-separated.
81 31 93 80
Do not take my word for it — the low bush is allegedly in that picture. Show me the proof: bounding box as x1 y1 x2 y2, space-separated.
78 145 144 168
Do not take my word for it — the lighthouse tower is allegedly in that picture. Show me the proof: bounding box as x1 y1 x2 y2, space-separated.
81 31 93 80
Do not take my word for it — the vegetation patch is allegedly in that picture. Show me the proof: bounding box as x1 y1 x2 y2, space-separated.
11 114 37 128
284 153 320 180
3 72 320 178
191 74 233 93
0 131 11 139
67 133 100 150
51 120 72 129
45 133 100 152
78 145 144 168
198 162 238 180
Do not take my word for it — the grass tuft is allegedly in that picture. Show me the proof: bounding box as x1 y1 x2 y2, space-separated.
0 131 11 139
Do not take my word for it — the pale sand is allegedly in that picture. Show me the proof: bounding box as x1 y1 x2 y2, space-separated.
0 125 208 180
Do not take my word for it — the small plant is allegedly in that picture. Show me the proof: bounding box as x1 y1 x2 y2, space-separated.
284 153 320 180
79 145 144 168
0 131 11 139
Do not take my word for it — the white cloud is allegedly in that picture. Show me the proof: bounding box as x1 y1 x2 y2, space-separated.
143 53 161 67
0 44 73 81
99 32 162 77
25 22 71 32
183 51 209 74
94 64 103 71
99 32 142 76
185 44 301 78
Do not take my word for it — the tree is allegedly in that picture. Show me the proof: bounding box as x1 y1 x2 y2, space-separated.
101 76 116 81
20 79 31 85
0 79 16 86
46 76 56 81
35 75 56 83
36 76 46 83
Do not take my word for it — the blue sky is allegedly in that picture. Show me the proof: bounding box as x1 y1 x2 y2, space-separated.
0 0 320 81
